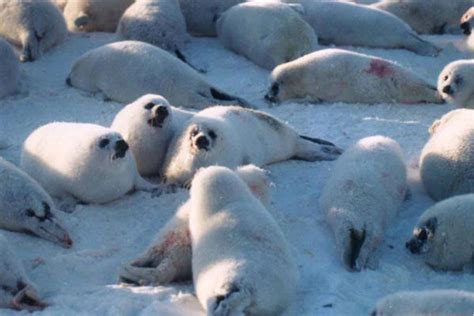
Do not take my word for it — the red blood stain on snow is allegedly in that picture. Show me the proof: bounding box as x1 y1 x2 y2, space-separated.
365 59 395 78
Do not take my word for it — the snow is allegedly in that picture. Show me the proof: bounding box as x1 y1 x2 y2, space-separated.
1 31 474 315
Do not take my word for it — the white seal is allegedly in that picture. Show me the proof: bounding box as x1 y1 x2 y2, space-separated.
420 109 474 201
178 0 244 37
0 0 67 62
0 234 47 311
319 136 407 271
63 0 133 32
118 164 271 286
162 105 342 186
438 59 474 108
21 122 160 207
0 157 72 248
216 2 318 70
0 39 20 99
111 94 194 176
265 48 443 105
190 166 297 315
373 0 472 34
284 0 439 56
460 6 474 35
406 194 474 271
372 290 474 316
66 41 252 108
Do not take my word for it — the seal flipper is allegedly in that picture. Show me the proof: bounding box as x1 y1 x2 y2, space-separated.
209 284 252 316
294 135 343 161
20 32 39 62
175 49 207 73
209 88 256 109
342 228 366 271
405 33 440 57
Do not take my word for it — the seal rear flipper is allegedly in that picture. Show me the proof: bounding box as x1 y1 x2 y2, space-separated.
119 257 178 285
294 136 343 161
209 87 256 109
405 33 440 57
341 228 366 272
175 49 207 73
209 284 252 316
20 33 39 62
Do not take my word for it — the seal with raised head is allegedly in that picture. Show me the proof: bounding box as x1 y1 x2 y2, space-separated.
438 60 474 108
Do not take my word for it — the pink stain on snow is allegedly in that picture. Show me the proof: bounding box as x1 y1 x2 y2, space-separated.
365 59 395 78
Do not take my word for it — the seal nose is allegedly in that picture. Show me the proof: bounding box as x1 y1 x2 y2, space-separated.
154 105 169 123
461 22 471 35
405 238 422 254
114 139 129 158
195 135 210 150
442 85 453 95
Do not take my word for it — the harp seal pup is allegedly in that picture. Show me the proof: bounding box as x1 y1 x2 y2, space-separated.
373 0 472 34
0 234 47 311
319 136 407 271
0 0 67 62
63 0 133 32
0 157 72 248
190 166 297 316
216 2 318 70
119 164 271 286
111 94 194 177
117 0 195 67
178 0 244 37
66 41 252 108
265 48 443 105
284 0 439 56
162 105 343 186
21 122 160 207
438 60 474 108
0 39 20 99
406 194 474 271
460 6 474 35
372 290 474 316
419 109 474 201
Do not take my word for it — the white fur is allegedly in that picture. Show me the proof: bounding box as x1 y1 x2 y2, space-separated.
284 0 439 56
419 109 474 201
266 48 443 105
119 164 272 286
162 105 342 186
373 0 472 34
117 0 190 58
67 41 251 108
0 157 72 248
0 0 67 62
372 290 474 316
407 194 474 271
178 0 244 37
111 94 194 176
216 2 318 70
319 136 407 271
63 0 133 32
0 234 46 311
437 60 474 108
0 39 19 99
190 166 297 315
21 122 159 205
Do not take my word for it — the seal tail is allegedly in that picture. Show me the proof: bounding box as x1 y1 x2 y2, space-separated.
175 49 207 73
210 87 256 109
300 135 336 147
405 33 441 57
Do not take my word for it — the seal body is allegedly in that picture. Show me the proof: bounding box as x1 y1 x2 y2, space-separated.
111 94 194 176
216 2 318 70
162 105 342 186
21 122 158 205
373 0 472 34
0 157 72 248
0 0 67 62
372 290 474 316
438 60 474 108
118 165 272 286
265 48 443 105
319 136 407 271
67 41 252 108
0 39 20 99
406 194 474 271
178 0 244 37
285 0 439 56
420 109 474 201
63 0 133 32
190 166 297 315
0 234 47 311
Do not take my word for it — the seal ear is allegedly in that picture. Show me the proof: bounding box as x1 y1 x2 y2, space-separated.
74 12 89 28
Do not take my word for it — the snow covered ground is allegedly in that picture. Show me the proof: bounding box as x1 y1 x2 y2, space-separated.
1 31 474 315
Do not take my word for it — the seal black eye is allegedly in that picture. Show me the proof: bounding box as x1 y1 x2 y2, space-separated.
208 130 217 139
42 202 52 220
25 209 35 217
418 228 427 241
271 83 279 95
144 102 155 110
191 129 199 137
443 75 448 81
99 138 110 148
